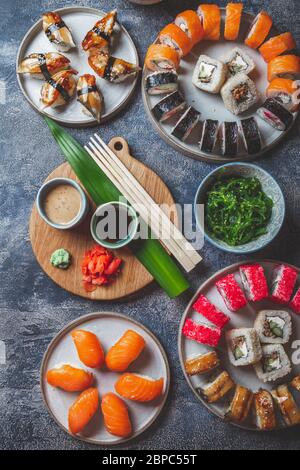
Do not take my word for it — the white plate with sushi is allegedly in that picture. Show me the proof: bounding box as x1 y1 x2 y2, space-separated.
16 7 140 127
142 5 299 162
41 312 170 445
178 260 300 431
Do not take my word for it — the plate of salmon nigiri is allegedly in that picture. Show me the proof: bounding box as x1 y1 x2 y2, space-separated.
41 312 170 445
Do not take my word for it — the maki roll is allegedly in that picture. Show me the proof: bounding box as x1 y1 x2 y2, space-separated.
244 11 273 49
182 318 221 348
144 44 180 72
267 78 300 113
192 55 227 94
184 351 219 376
17 52 70 80
221 47 255 76
239 264 269 302
221 73 259 115
224 3 243 41
82 10 117 51
151 91 186 123
240 117 262 155
272 385 300 426
145 71 178 95
197 4 221 41
158 23 192 57
291 375 300 392
254 390 276 430
199 119 219 154
254 344 292 383
171 106 200 142
257 98 293 131
88 51 140 83
42 12 75 52
268 55 300 81
254 310 292 345
226 385 253 423
290 286 300 314
226 328 262 367
77 74 103 123
200 371 235 404
259 32 296 64
220 122 239 157
175 10 204 46
193 294 230 329
216 274 247 312
40 69 77 109
270 264 298 304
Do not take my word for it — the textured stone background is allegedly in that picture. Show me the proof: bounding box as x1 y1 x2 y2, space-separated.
1 0 300 451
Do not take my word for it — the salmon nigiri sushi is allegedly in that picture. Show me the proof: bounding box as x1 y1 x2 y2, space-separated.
101 393 132 438
145 44 180 72
268 55 300 81
267 78 300 112
197 4 221 41
115 373 164 402
158 23 193 57
47 364 94 392
259 32 296 63
245 11 273 49
71 329 105 368
224 3 243 41
175 10 204 46
105 329 145 372
68 387 99 434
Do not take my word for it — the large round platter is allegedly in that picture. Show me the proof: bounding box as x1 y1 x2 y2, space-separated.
41 312 170 445
142 9 298 163
16 7 139 127
178 260 300 431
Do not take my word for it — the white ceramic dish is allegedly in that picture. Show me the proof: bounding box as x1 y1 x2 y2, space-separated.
41 312 170 445
16 7 139 127
178 260 300 431
142 9 298 162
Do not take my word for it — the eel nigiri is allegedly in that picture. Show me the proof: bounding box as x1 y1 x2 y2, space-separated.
105 329 145 372
244 11 273 49
259 32 296 63
42 12 75 52
224 3 243 41
115 373 164 402
158 23 193 57
40 69 77 109
101 393 132 438
82 10 117 51
175 10 204 46
71 329 105 368
68 387 99 434
17 52 70 80
88 50 140 83
197 4 221 41
267 78 300 112
254 389 276 430
268 55 300 81
144 44 180 72
46 364 94 392
77 74 103 122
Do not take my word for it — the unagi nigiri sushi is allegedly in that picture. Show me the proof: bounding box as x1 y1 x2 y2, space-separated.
224 3 243 41
42 12 75 52
175 10 204 46
68 387 99 434
105 329 145 372
46 364 94 392
197 4 221 41
268 55 300 81
259 32 296 63
145 44 180 72
77 74 103 122
17 52 70 80
244 11 273 49
40 69 77 109
115 373 164 402
158 23 193 57
268 78 300 112
82 10 117 52
71 329 105 368
101 393 132 438
88 50 140 83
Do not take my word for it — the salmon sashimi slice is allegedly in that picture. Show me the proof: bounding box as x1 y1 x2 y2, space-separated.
197 4 221 41
244 11 273 49
175 10 204 46
115 373 164 402
268 55 300 81
46 365 94 392
144 44 180 72
224 3 243 41
82 10 117 51
259 32 296 63
71 330 105 368
267 78 300 112
101 393 132 438
158 23 193 57
105 329 145 372
68 387 99 434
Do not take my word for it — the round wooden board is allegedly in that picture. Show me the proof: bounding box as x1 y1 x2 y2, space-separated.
29 137 177 300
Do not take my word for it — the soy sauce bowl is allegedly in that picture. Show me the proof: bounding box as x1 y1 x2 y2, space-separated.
90 202 139 250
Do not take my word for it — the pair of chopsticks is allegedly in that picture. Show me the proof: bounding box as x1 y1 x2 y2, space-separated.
85 135 202 272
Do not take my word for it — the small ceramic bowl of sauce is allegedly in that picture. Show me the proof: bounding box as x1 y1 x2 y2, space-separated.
36 178 89 230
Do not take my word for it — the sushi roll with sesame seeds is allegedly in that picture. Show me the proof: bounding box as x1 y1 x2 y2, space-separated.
239 264 269 302
192 55 227 94
171 106 201 142
216 274 247 312
221 73 259 115
193 294 230 329
254 344 292 383
239 117 262 155
254 310 292 345
226 328 262 367
257 98 294 131
182 318 221 348
151 90 186 122
220 121 239 157
221 47 256 76
270 264 298 304
199 119 219 154
145 71 178 95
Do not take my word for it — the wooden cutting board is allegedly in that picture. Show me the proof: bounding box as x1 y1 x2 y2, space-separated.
29 137 177 301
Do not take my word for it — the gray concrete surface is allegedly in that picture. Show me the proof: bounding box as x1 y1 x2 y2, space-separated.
0 0 300 450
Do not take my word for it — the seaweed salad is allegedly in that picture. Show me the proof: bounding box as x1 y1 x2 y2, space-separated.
205 176 273 246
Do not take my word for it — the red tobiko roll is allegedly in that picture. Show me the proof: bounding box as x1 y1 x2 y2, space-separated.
182 318 221 347
239 264 269 302
290 287 300 313
216 274 247 312
270 265 298 304
193 294 230 328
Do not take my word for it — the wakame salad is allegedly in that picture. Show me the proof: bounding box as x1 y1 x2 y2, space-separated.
205 176 273 246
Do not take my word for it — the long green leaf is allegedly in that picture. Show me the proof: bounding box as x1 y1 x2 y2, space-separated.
45 117 190 298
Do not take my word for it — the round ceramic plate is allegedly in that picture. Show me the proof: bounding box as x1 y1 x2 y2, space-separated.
142 9 298 162
41 312 170 445
178 260 300 431
16 7 139 127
